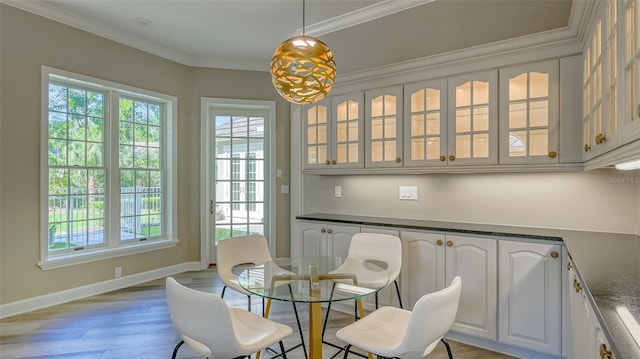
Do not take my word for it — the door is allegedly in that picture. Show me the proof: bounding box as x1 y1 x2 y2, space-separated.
400 231 446 309
206 102 274 264
445 235 497 340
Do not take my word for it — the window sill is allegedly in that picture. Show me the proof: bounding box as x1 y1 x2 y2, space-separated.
38 239 179 270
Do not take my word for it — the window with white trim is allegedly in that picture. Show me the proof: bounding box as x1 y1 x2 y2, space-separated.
41 67 177 269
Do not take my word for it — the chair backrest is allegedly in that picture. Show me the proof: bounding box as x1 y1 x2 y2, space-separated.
348 233 402 281
216 235 273 282
165 277 243 357
401 276 462 357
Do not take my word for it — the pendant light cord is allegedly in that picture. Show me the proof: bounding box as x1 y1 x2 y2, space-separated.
302 0 306 36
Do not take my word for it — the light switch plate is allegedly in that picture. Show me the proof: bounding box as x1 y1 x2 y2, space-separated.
334 185 342 198
399 186 418 200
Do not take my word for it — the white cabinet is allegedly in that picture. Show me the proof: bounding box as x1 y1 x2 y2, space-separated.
365 86 404 168
403 78 448 167
400 231 446 308
300 222 359 257
400 231 497 340
622 0 640 144
498 240 562 355
447 70 499 166
445 235 498 340
302 93 364 170
566 255 615 359
499 60 560 164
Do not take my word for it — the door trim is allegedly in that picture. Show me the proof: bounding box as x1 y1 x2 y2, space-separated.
200 98 276 269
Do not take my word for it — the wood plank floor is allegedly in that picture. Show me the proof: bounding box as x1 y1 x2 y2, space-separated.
0 268 515 359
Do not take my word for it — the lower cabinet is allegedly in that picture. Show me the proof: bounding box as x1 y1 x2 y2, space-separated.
300 222 359 257
498 240 562 355
566 255 615 359
401 231 498 340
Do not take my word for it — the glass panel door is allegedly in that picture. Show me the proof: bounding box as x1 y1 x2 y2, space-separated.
213 111 265 243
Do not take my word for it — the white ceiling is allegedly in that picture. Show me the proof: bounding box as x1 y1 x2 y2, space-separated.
5 0 575 75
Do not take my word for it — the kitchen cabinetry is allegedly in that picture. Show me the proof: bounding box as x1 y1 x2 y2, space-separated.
622 0 640 144
447 70 498 166
499 60 559 164
498 240 562 355
302 93 364 170
400 231 497 340
566 255 615 359
403 78 448 167
300 222 359 257
365 86 404 168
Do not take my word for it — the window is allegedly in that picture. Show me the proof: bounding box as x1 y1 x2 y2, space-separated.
40 67 177 269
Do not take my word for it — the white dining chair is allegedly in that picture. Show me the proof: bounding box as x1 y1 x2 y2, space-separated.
336 276 462 359
165 276 293 359
216 235 307 358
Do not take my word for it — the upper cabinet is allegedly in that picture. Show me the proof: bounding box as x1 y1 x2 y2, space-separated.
447 70 499 166
499 60 559 164
623 0 640 144
403 78 448 167
582 0 640 163
302 93 364 170
365 86 404 168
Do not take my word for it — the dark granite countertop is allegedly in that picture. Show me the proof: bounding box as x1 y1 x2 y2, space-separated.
296 213 640 358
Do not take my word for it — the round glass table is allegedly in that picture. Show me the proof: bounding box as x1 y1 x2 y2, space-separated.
239 256 389 359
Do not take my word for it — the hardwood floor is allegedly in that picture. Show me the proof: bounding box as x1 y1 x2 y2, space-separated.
0 268 515 359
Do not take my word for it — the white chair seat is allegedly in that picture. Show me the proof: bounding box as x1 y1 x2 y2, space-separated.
336 276 462 359
165 277 293 359
330 259 390 288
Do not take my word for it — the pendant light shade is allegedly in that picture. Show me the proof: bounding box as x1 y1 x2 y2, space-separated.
270 1 336 104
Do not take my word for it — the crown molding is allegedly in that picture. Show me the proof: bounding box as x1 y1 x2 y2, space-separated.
296 0 435 37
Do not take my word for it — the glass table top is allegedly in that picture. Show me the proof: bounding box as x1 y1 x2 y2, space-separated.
238 256 390 303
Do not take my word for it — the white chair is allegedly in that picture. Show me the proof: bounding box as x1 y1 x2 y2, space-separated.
216 235 307 358
165 276 293 359
336 276 462 359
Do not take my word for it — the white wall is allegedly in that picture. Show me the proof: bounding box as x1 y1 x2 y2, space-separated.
302 169 640 234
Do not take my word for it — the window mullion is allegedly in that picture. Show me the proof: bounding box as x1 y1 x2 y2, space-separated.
108 90 121 246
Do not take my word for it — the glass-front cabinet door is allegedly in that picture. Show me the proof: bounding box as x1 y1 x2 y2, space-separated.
404 78 448 167
499 60 559 164
447 71 498 166
365 86 404 168
331 92 364 169
302 98 331 170
623 0 640 143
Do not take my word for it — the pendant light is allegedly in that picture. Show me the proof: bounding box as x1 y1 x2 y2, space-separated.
270 0 336 104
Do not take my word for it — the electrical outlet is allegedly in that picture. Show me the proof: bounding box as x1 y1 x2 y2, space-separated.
334 185 342 197
115 266 122 278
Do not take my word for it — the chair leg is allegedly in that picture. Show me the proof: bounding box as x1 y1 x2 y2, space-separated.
221 285 227 298
279 341 288 359
394 280 403 309
375 291 379 309
247 295 252 312
441 338 453 359
171 340 184 359
343 344 352 359
288 284 308 359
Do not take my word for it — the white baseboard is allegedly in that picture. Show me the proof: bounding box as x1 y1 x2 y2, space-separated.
0 261 201 319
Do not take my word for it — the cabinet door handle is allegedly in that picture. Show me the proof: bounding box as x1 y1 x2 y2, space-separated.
321 228 326 233
584 144 591 152
331 160 337 165
395 157 402 163
567 262 572 271
325 160 330 165
436 239 443 246
548 151 557 158
595 133 606 144
550 251 559 258
573 278 582 293
449 155 456 161
446 240 453 246
439 155 446 162
600 343 613 359
327 229 333 234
